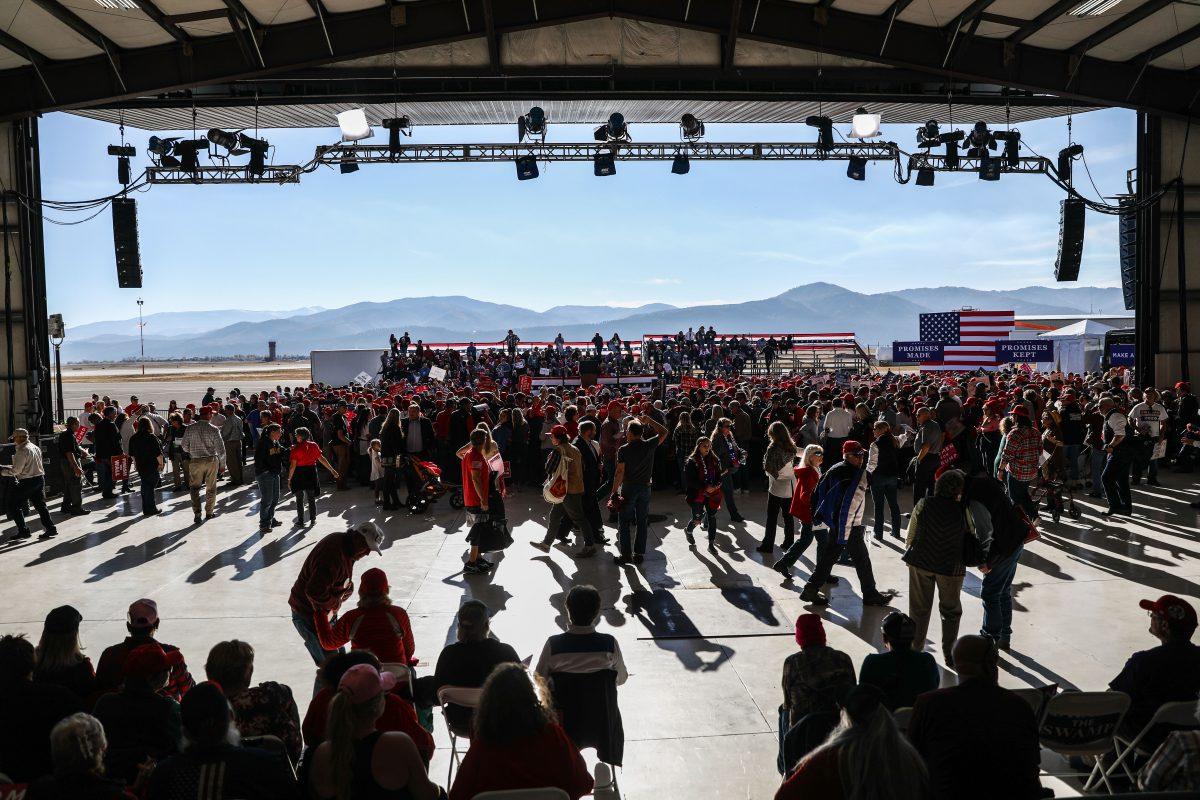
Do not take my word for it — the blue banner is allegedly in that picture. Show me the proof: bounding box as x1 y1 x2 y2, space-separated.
892 341 944 362
1109 343 1135 366
995 340 1054 363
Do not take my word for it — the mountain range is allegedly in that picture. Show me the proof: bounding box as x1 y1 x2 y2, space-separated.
60 284 1129 362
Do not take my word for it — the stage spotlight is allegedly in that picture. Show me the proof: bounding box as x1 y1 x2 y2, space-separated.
1058 143 1084 182
515 155 539 180
594 113 629 143
337 108 373 142
594 151 616 176
806 115 833 151
340 154 359 174
518 107 547 142
942 130 964 168
173 139 208 173
383 117 412 157
846 156 867 181
993 129 1021 168
206 128 241 152
915 166 935 186
916 120 940 148
238 133 270 177
671 153 690 174
848 107 882 139
966 121 996 157
147 136 180 166
680 113 705 141
978 151 1001 181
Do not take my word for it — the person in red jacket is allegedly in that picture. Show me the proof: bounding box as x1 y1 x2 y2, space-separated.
313 567 417 668
289 522 386 666
448 663 592 800
302 650 434 763
772 444 828 579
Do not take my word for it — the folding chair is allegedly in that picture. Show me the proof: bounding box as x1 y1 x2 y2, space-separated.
593 763 621 800
1037 690 1130 793
1103 700 1200 785
472 789 570 800
438 685 482 785
1010 685 1057 727
891 706 913 731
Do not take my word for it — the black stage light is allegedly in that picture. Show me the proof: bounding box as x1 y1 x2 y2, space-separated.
383 117 412 157
173 139 208 173
966 121 996 157
993 129 1021 168
107 144 136 157
238 133 270 177
942 130 964 169
594 113 629 142
846 156 867 181
594 151 616 176
917 120 940 148
680 113 705 141
147 136 176 158
978 151 1001 181
515 155 539 180
207 128 241 151
519 107 547 142
1058 143 1084 183
806 115 834 151
671 154 690 174
340 154 359 175
916 166 935 186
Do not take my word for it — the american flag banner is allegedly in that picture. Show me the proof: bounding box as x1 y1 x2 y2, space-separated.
918 310 1016 371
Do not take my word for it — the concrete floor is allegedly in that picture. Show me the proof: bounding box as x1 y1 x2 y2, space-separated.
4 470 1199 798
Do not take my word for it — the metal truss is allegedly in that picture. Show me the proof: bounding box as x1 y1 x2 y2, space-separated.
141 141 1054 184
144 164 303 184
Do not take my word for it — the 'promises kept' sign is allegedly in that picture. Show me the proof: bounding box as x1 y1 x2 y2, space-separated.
995 340 1053 363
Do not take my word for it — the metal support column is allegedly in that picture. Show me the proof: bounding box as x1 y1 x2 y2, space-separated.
1134 111 1161 387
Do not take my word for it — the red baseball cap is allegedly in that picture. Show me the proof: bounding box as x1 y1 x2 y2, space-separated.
124 643 184 680
359 567 389 596
550 424 569 439
1140 595 1198 630
842 440 866 457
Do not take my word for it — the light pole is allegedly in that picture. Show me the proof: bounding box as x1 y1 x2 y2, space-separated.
48 313 65 423
137 297 145 376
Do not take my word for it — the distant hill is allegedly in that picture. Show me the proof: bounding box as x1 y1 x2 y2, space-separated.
60 285 1128 362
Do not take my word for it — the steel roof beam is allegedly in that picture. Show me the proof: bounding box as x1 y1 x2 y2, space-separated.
1070 0 1172 56
1006 0 1079 45
131 0 191 45
1130 21 1200 64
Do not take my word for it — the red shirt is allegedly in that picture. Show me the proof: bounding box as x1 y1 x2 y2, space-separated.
302 688 434 763
788 465 821 523
313 604 416 666
448 723 592 800
461 448 489 507
776 746 844 800
290 440 323 467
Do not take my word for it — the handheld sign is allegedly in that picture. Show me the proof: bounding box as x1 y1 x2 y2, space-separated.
996 340 1053 363
1109 344 1135 366
427 366 446 381
893 341 944 362
353 371 373 386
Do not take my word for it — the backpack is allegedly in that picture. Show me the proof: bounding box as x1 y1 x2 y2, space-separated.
542 450 569 504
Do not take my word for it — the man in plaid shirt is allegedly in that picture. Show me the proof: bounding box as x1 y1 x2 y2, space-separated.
999 406 1041 517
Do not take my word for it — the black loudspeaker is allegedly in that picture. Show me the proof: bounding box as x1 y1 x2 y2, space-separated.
579 359 601 375
1055 198 1085 281
1119 198 1137 310
112 198 142 288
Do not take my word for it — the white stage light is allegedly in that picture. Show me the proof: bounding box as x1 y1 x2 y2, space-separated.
849 108 882 139
337 109 373 142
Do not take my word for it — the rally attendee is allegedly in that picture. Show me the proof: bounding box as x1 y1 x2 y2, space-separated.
759 421 798 552
313 567 417 669
683 437 723 548
0 634 81 783
430 600 521 730
966 474 1026 650
26 712 133 800
128 417 163 517
609 413 668 566
773 445 825 578
92 405 122 499
92 643 185 784
253 423 287 533
819 398 853 470
34 605 95 703
909 636 1042 800
533 425 598 557
1140 702 1200 791
798 442 889 607
1109 594 1200 750
998 407 1040 519
780 614 855 729
3 428 59 540
287 426 339 526
94 599 194 702
460 428 508 574
1099 396 1134 516
220 403 246 486
448 664 593 800
1130 386 1168 485
145 681 299 800
858 612 938 711
306 663 443 800
57 417 87 516
867 420 903 541
181 407 226 524
288 522 386 666
204 640 302 763
911 406 942 503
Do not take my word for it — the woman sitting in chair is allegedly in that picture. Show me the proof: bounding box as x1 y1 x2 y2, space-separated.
448 664 593 800
315 568 418 671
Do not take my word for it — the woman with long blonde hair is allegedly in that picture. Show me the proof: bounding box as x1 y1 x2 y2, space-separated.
308 663 442 800
772 444 827 579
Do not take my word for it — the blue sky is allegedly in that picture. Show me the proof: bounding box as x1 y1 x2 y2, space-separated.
39 106 1134 326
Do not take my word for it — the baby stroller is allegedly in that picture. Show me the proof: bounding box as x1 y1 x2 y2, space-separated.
1033 443 1081 524
400 455 464 514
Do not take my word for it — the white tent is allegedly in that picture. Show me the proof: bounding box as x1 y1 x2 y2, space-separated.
1038 320 1115 374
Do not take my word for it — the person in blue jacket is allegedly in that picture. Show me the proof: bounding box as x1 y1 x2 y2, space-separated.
798 440 890 607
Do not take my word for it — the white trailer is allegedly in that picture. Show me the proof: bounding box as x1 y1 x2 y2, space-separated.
310 349 387 387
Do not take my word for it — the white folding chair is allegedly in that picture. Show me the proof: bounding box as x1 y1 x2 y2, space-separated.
380 662 414 698
1010 686 1056 727
1104 700 1200 784
472 789 570 800
891 706 913 730
1037 690 1130 793
593 762 621 800
438 685 482 785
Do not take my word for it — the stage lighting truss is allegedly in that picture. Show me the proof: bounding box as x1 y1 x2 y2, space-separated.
145 164 303 184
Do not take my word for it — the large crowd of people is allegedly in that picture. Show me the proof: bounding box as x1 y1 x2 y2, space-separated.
3 327 1200 798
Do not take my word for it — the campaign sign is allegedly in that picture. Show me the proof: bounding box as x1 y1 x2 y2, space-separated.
996 340 1053 363
893 341 944 362
1109 344 1135 366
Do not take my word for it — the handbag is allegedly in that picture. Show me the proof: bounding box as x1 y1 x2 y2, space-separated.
542 452 569 504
